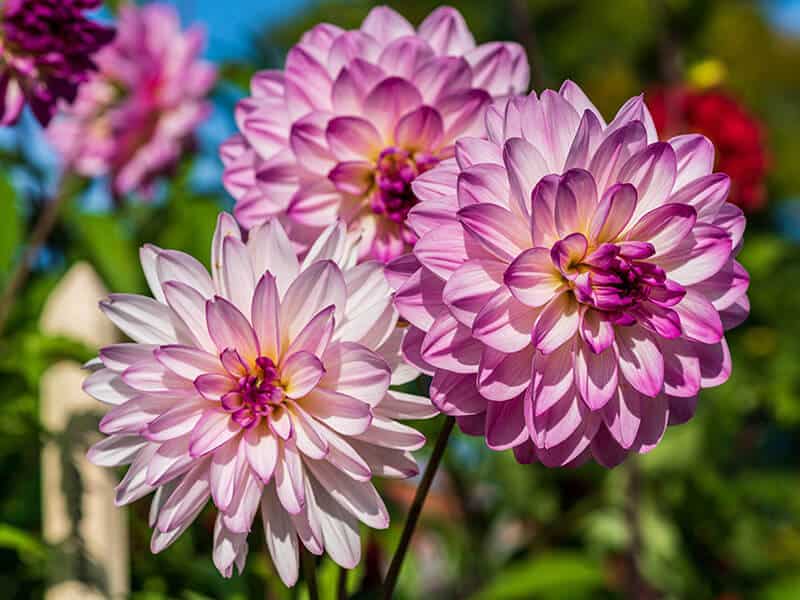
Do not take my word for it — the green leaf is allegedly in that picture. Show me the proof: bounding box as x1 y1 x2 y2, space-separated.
472 552 605 600
0 173 22 278
0 524 47 566
70 213 144 293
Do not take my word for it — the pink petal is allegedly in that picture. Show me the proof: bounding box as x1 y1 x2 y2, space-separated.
559 80 607 126
503 137 549 218
301 388 372 435
363 77 423 140
209 439 239 510
588 122 647 196
530 175 560 247
656 224 732 286
575 342 618 410
189 409 240 457
163 281 215 353
486 395 528 450
505 247 564 308
602 384 642 449
361 6 414 42
155 345 221 380
458 203 530 261
326 116 383 161
564 109 604 172
670 134 715 189
394 105 444 151
661 338 701 398
261 486 300 586
274 442 305 514
554 169 597 237
251 273 281 362
520 90 581 172
466 42 529 97
443 258 506 326
430 370 485 416
280 260 346 341
320 342 390 407
579 308 615 354
414 56 472 104
667 173 730 223
455 136 503 168
589 183 637 243
156 461 211 533
531 341 575 415
378 36 435 80
437 89 492 141
615 326 664 398
328 161 374 196
533 292 580 354
417 6 476 55
456 163 510 209
625 203 697 255
421 312 482 374
478 346 534 402
673 289 724 344
289 111 335 175
206 297 260 360
473 286 539 353
156 250 214 298
281 351 325 399
246 219 299 297
619 142 678 222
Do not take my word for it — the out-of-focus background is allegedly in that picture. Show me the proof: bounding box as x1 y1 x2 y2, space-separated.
1 0 799 598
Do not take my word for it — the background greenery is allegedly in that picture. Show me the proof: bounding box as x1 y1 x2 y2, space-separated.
1 0 799 598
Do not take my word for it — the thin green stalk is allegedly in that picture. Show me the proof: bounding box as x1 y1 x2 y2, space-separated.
382 415 456 599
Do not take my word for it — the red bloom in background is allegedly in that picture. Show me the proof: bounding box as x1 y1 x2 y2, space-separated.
648 87 768 212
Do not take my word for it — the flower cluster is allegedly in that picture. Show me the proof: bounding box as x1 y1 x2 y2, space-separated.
388 82 750 467
221 5 528 263
85 215 434 584
47 4 216 196
648 86 768 212
0 0 114 126
84 4 752 587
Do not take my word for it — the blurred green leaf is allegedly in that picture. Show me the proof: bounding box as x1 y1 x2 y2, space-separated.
0 173 22 278
472 552 605 600
0 524 47 566
70 212 144 293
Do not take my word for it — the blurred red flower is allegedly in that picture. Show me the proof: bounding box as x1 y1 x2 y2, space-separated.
648 87 768 212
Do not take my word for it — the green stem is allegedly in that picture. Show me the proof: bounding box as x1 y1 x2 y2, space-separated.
382 415 456 599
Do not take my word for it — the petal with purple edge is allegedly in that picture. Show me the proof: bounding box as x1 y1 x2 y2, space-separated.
418 6 476 55
326 116 383 161
206 297 260 361
328 161 374 197
189 409 240 457
615 326 664 398
363 77 423 140
281 351 325 399
486 395 528 451
394 105 444 151
625 203 696 255
672 289 724 344
473 286 539 354
533 292 580 354
478 346 534 402
430 370 485 416
575 342 618 410
505 247 564 308
457 203 530 261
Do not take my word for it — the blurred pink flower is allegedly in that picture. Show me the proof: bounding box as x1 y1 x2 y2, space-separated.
389 81 750 467
84 215 434 585
221 5 528 263
47 4 216 196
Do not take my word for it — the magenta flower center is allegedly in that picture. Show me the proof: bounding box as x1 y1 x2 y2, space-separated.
221 355 285 429
372 147 439 223
553 233 685 328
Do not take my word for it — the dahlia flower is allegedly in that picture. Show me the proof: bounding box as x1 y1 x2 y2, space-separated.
389 81 750 468
0 0 114 126
221 5 528 263
47 4 216 196
84 214 434 584
648 86 768 212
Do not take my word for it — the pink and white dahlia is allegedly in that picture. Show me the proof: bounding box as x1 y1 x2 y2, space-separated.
47 4 216 196
389 81 750 468
221 5 528 263
84 214 434 585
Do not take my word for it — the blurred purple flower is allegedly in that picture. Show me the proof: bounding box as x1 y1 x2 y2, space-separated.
0 0 114 126
47 4 216 196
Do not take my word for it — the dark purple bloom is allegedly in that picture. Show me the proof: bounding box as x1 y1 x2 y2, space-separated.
0 0 114 126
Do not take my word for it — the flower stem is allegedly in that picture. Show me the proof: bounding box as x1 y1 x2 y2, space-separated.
337 565 348 600
0 185 70 335
301 548 319 600
382 415 456 599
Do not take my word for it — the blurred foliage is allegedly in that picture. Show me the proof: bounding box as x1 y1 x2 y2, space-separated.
0 0 799 598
